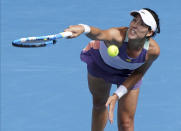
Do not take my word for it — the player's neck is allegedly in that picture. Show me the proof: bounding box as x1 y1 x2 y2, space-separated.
126 38 146 58
127 38 146 51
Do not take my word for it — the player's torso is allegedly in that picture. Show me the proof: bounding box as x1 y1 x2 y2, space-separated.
99 40 149 70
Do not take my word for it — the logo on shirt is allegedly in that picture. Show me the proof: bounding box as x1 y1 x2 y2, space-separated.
126 59 131 62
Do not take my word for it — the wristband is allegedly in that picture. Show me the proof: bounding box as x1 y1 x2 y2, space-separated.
78 24 91 34
114 85 128 99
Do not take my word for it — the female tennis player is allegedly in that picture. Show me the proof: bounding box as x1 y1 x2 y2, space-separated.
64 8 160 131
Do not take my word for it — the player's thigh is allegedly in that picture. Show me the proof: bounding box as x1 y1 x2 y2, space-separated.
87 73 112 105
117 88 140 120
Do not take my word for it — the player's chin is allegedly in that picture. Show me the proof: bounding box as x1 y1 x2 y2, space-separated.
128 31 137 40
128 33 137 40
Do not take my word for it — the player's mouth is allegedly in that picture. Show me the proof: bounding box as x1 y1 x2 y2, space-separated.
129 28 137 35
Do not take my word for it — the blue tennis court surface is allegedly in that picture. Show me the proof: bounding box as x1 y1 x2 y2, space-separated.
1 0 181 130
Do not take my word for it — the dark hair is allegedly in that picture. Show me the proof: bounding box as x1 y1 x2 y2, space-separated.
143 8 160 37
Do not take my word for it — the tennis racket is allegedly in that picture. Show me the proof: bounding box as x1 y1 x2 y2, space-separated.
12 32 73 47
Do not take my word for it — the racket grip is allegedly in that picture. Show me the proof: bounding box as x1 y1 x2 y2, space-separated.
60 32 73 37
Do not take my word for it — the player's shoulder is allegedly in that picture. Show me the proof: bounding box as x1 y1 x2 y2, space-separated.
108 27 128 35
107 27 128 42
148 38 160 58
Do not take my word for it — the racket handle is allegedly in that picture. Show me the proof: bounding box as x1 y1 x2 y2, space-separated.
60 32 73 37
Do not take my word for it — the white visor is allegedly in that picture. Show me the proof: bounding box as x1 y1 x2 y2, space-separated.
130 9 157 32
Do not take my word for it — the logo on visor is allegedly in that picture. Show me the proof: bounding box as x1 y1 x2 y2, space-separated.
140 11 145 14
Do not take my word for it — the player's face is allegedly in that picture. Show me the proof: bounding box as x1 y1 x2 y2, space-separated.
128 15 151 40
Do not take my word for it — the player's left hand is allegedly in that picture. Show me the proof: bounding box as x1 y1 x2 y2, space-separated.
105 94 119 124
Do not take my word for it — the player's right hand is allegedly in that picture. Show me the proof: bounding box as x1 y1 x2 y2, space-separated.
64 25 85 38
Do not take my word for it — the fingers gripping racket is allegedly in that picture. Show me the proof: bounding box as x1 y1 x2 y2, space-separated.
12 32 73 47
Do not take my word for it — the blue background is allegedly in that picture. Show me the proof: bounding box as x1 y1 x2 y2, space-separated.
1 0 181 130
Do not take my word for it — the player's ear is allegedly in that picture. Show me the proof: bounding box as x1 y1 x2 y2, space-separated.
146 30 153 37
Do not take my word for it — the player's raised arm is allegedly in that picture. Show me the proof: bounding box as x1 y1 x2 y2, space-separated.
64 24 123 42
